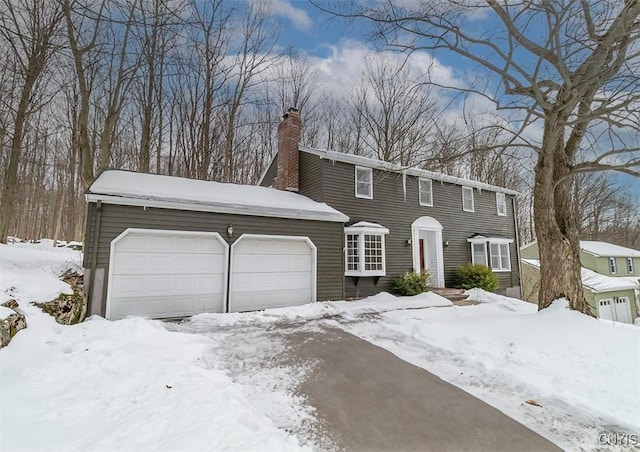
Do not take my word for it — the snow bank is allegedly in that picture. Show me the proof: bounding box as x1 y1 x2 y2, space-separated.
186 291 452 328
0 244 81 305
0 312 308 451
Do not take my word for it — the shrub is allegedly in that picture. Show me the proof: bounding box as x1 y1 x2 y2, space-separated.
393 270 429 296
455 263 498 292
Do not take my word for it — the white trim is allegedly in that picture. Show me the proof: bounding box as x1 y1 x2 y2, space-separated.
468 236 513 272
411 217 445 287
106 228 229 320
86 193 348 223
299 145 520 195
467 236 514 245
496 192 507 216
419 178 433 206
489 242 512 272
627 257 635 274
471 242 488 266
462 186 475 212
609 257 617 274
344 226 388 277
229 234 317 312
355 166 373 199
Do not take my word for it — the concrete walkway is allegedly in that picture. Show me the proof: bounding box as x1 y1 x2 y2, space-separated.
289 326 560 452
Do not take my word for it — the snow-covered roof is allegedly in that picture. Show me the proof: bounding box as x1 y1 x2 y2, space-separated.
86 170 349 223
522 259 639 293
580 241 640 258
298 146 520 196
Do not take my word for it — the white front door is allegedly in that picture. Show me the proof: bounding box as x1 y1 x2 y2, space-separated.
411 217 445 287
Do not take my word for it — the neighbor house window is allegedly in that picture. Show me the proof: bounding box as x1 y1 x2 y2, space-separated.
355 166 373 199
462 186 474 212
467 236 513 272
344 222 388 277
609 257 617 274
628 258 635 274
496 193 507 216
419 178 433 206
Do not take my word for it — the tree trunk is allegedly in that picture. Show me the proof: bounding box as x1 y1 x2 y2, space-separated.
0 77 34 243
533 119 591 314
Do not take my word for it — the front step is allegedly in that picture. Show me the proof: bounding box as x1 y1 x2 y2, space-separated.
429 287 469 303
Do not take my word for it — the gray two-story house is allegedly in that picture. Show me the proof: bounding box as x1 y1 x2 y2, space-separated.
83 108 521 320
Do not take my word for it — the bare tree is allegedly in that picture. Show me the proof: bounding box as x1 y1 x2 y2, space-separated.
350 55 439 166
220 1 280 183
325 1 640 313
0 0 64 243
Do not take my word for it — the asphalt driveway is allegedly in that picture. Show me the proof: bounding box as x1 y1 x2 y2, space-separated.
285 325 560 452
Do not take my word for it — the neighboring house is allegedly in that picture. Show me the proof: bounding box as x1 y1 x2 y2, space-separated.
83 108 521 320
521 241 640 324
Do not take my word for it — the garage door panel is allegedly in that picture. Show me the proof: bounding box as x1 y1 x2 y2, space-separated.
234 239 310 255
229 236 315 313
108 230 227 320
233 254 312 272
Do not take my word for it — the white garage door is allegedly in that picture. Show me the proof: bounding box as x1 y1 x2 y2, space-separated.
598 297 632 324
229 235 316 312
598 299 614 321
613 297 632 324
107 229 228 320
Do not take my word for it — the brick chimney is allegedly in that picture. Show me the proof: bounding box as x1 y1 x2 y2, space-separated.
275 107 301 192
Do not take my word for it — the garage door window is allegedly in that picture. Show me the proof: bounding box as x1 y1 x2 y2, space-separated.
345 222 389 277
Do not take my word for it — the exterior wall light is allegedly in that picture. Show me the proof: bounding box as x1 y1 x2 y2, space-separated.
443 240 450 248
227 224 233 238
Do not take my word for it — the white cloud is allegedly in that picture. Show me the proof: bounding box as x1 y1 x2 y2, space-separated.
265 0 313 31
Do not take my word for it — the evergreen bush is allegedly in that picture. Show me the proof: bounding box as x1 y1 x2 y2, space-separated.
393 270 429 296
455 263 498 292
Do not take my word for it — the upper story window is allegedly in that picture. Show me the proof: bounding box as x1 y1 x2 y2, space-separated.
462 186 474 212
627 257 634 274
419 178 433 206
467 236 513 272
345 222 388 277
496 192 507 216
355 166 373 199
609 257 617 274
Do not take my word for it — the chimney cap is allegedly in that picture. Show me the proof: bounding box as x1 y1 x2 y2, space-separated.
283 107 299 119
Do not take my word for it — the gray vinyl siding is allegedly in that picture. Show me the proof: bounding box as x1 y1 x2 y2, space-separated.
260 157 277 187
314 156 519 297
84 203 344 316
260 152 324 201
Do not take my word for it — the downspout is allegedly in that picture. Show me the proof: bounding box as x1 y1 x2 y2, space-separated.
512 196 523 298
89 200 102 315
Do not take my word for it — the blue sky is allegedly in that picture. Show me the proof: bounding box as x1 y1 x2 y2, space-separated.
264 1 640 199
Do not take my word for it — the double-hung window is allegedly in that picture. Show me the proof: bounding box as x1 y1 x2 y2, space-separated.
609 257 617 274
345 222 388 277
462 186 474 212
467 236 513 272
627 257 635 274
355 166 373 199
496 193 507 216
419 178 433 206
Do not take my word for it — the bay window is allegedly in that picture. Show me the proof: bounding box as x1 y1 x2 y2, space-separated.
345 222 388 276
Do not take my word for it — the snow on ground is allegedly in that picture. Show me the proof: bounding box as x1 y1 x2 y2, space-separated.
0 243 313 451
337 291 640 451
2 242 639 451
